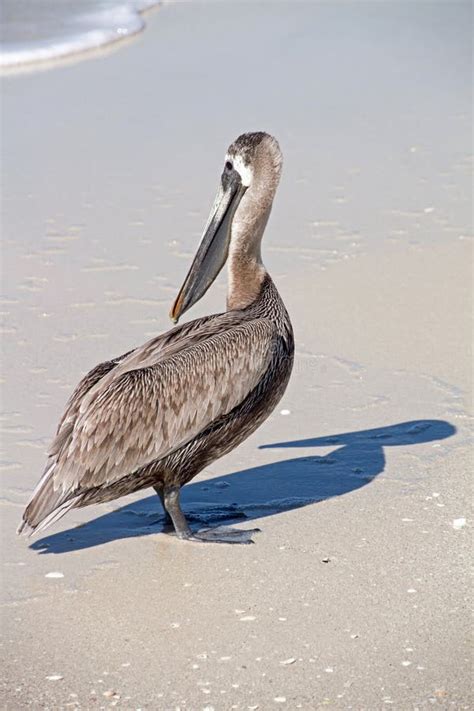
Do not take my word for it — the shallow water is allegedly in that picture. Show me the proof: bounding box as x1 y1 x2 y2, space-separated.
0 0 160 71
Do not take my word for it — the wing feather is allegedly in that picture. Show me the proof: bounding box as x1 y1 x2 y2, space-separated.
52 319 276 494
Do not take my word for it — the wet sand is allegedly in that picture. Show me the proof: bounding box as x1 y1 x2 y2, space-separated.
1 1 472 709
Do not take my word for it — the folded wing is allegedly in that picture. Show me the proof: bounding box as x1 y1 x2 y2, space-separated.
19 317 275 534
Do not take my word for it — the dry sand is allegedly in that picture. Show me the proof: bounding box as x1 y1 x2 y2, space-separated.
1 2 472 709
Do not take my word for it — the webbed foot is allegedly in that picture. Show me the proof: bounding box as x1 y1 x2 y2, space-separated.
188 525 261 545
162 485 260 545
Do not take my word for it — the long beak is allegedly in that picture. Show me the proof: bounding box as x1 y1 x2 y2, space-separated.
170 169 246 323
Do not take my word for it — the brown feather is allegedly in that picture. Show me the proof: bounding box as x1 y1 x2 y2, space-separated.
18 131 294 536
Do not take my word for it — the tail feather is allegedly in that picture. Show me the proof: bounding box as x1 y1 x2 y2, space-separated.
17 462 80 537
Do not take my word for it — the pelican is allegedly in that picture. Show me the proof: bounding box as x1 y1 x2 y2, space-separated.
18 132 294 544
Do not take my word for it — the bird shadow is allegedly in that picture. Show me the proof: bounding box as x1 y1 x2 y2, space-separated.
31 419 455 554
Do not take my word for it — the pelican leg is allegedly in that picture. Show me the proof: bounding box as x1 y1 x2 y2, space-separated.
163 485 260 545
162 486 192 539
153 485 172 527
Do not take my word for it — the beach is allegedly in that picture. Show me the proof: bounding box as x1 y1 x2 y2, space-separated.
1 1 472 708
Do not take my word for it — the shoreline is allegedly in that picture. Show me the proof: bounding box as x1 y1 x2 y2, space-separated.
1 1 472 708
0 1 162 76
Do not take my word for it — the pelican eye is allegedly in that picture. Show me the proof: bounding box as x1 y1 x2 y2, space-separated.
225 161 233 172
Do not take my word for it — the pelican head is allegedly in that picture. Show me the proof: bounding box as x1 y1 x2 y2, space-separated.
170 131 282 322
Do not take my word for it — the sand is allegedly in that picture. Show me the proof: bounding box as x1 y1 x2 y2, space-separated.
1 1 472 709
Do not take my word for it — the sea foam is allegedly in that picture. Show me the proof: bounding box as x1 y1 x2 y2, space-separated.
0 0 160 72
